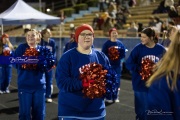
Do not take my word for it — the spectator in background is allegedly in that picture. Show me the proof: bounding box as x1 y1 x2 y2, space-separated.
116 0 123 8
128 0 136 7
153 16 163 36
126 21 138 37
164 0 174 8
102 17 114 36
153 0 167 14
160 21 168 37
159 25 177 50
167 5 178 18
92 13 100 30
137 23 144 37
99 0 106 12
148 16 156 27
139 0 151 6
115 12 126 29
108 1 117 20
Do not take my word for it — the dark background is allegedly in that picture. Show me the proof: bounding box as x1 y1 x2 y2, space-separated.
0 0 63 13
0 0 84 13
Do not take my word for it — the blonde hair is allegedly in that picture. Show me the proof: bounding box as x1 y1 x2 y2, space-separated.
26 29 39 46
147 26 180 90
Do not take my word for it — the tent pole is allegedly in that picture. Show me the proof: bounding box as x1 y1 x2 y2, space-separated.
1 24 3 35
39 0 42 11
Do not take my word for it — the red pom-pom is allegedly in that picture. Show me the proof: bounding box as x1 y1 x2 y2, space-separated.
140 58 155 81
3 50 10 56
3 47 11 56
79 63 107 99
108 46 120 61
21 48 39 70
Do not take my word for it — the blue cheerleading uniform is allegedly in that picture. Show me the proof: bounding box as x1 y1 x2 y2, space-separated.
0 44 13 93
14 43 46 120
126 43 166 120
63 41 77 53
159 38 171 48
147 76 180 120
102 40 125 89
55 48 110 119
41 38 56 99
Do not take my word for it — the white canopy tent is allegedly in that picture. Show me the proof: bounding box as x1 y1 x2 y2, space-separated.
0 0 63 59
0 0 60 34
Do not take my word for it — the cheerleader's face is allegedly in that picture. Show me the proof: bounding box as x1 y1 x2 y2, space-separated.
2 37 9 44
26 31 37 47
110 30 118 40
140 33 153 45
78 30 94 49
43 29 52 39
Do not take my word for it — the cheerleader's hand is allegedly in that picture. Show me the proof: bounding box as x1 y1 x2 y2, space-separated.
82 79 94 87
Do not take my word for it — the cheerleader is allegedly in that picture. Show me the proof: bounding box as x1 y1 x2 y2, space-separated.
146 26 180 120
41 28 56 103
56 24 111 120
102 28 126 103
14 29 46 120
0 33 14 94
126 27 166 120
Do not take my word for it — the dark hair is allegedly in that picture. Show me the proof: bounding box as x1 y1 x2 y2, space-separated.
41 28 51 37
141 27 158 43
168 21 175 26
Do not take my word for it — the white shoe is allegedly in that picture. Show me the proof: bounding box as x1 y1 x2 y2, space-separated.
114 99 120 103
46 98 52 103
0 90 3 94
4 90 10 94
105 99 113 103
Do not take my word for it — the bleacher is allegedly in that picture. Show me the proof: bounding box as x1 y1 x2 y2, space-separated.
4 0 177 37
51 0 169 37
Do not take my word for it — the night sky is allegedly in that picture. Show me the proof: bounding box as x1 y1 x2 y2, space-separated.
0 0 58 13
